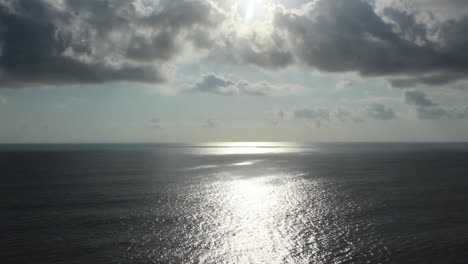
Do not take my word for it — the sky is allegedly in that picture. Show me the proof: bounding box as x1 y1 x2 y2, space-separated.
1 0 468 143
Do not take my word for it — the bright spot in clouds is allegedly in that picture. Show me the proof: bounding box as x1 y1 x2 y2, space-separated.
245 0 255 22
241 0 267 23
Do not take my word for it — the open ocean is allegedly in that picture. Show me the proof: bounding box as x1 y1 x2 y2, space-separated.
1 143 468 263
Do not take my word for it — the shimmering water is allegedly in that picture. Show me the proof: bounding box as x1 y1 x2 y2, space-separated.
2 143 468 263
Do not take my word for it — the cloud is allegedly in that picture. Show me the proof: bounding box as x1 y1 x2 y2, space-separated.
416 107 451 120
204 119 216 128
278 110 285 119
389 74 468 89
334 108 351 122
219 0 468 87
403 90 468 119
188 73 302 96
269 110 286 126
293 108 330 128
404 90 436 107
294 103 397 125
210 30 295 70
189 74 238 95
336 80 354 89
149 118 161 128
294 108 330 120
365 103 397 120
270 0 468 84
2 0 468 90
0 95 7 104
403 90 449 119
0 0 225 88
375 0 468 21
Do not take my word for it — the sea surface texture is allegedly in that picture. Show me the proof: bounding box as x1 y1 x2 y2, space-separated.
2 143 468 263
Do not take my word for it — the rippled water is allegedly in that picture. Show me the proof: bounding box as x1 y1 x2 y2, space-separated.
2 143 468 263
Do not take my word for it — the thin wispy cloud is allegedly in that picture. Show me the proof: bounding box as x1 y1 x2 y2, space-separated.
149 118 162 129
204 119 216 128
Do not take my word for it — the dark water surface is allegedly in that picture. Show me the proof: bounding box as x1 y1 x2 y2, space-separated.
1 143 468 263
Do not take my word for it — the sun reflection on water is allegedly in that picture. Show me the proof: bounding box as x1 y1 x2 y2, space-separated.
215 175 297 262
125 167 343 263
190 142 311 155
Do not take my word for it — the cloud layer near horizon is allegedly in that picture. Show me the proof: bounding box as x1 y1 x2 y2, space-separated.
1 0 468 89
188 73 302 96
404 90 468 119
294 102 397 124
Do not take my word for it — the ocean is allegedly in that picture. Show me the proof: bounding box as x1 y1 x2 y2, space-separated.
1 143 468 263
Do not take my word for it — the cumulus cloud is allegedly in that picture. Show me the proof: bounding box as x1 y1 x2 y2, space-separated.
270 0 468 86
2 0 468 90
188 73 302 96
0 0 225 88
404 90 468 119
214 0 468 88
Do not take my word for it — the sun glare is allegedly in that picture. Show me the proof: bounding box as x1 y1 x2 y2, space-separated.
241 0 268 22
189 142 308 155
245 0 255 22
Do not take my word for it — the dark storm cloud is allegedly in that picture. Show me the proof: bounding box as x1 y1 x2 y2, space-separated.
0 0 224 88
403 90 468 119
188 73 301 96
